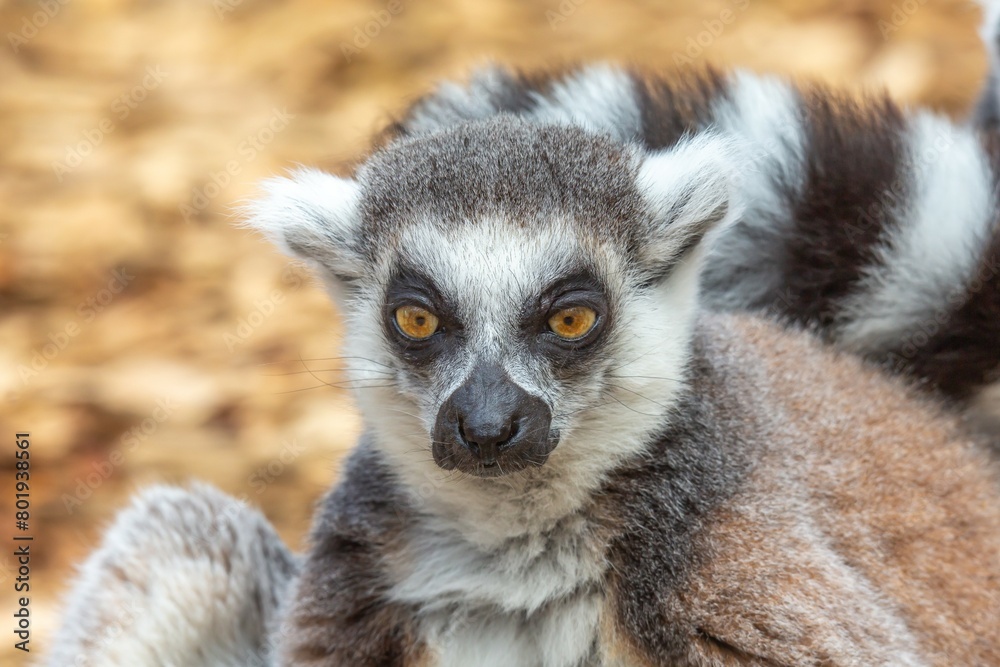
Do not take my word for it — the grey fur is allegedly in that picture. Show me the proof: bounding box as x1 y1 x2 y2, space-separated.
975 70 1000 130
42 484 298 667
357 117 647 248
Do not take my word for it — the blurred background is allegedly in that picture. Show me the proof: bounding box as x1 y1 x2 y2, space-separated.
0 0 989 662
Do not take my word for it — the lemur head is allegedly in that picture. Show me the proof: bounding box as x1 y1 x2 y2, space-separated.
248 117 737 489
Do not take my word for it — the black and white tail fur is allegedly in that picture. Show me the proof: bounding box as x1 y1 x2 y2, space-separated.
45 6 1000 665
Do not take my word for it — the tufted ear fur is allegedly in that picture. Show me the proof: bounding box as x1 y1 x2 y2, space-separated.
634 133 743 281
243 168 366 283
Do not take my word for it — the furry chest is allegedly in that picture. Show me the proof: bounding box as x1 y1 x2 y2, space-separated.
387 516 615 667
419 591 605 667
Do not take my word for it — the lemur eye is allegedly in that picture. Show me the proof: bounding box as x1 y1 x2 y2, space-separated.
548 306 597 341
395 305 440 340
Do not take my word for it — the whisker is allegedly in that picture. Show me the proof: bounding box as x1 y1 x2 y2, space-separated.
255 355 397 371
608 374 683 383
386 407 427 422
605 349 660 375
605 383 672 411
261 368 392 377
599 389 662 417
297 351 369 393
280 377 396 388
272 383 396 395
553 401 613 419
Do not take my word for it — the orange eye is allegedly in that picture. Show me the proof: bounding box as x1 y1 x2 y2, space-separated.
548 306 597 341
395 305 439 340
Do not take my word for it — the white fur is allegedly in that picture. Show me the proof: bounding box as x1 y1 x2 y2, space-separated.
837 114 995 352
390 509 604 666
636 133 744 268
528 64 642 142
242 168 364 282
418 591 602 667
389 512 604 614
701 71 808 310
711 71 804 165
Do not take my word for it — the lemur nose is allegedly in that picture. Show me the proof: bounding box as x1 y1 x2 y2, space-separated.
458 417 519 466
432 362 553 473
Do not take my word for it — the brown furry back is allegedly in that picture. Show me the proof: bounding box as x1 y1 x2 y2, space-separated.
604 314 1000 666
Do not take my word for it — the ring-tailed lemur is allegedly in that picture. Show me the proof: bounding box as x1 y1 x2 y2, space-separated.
47 11 1000 667
49 117 1000 666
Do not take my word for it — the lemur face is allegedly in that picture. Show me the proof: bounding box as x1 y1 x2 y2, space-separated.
375 218 623 477
248 117 739 480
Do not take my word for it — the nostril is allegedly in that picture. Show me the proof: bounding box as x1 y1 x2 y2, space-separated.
505 420 520 445
456 416 518 462
456 420 482 456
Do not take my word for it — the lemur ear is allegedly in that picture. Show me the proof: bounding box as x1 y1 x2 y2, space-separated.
634 134 743 280
243 168 365 282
